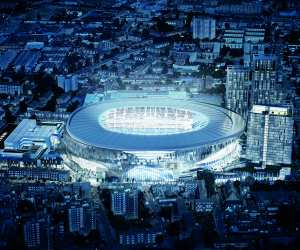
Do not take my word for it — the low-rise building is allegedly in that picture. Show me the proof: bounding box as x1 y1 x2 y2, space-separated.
0 167 70 182
111 188 139 220
119 230 160 247
223 29 244 49
68 203 96 236
57 75 79 93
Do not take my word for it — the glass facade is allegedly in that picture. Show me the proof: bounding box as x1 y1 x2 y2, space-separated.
226 65 251 118
246 105 293 166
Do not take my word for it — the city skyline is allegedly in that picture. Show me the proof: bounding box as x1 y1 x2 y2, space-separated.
0 0 299 249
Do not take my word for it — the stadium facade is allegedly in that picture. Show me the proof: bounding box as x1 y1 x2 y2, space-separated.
64 94 245 178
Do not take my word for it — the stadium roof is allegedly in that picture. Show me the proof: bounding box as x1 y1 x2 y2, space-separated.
66 97 245 151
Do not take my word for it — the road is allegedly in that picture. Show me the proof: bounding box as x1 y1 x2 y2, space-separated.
92 189 119 250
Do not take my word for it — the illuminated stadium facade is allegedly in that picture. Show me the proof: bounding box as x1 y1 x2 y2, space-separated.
64 96 245 180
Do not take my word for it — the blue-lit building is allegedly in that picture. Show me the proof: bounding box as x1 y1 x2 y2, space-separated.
68 203 96 236
119 230 160 247
57 74 78 93
1 119 64 161
192 17 216 40
23 220 41 249
4 119 62 150
246 105 294 167
111 188 139 220
64 95 245 174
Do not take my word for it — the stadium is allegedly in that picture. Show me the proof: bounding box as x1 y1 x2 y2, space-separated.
64 96 245 180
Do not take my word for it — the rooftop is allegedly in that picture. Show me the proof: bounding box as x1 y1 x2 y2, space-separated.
67 96 245 151
4 119 63 150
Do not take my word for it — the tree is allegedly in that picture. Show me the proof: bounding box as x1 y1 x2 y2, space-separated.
277 204 299 230
17 199 35 214
55 193 64 203
4 106 16 123
154 17 174 33
166 221 181 237
142 28 149 37
185 12 193 29
94 53 100 63
14 65 26 82
101 64 108 71
19 100 27 113
229 49 243 58
245 176 255 186
284 29 300 44
175 238 194 250
202 84 225 95
156 234 164 244
220 46 231 57
43 96 57 112
211 69 226 79
111 48 120 55
133 85 140 90
159 206 172 220
66 52 81 73
66 100 80 112
197 170 215 197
